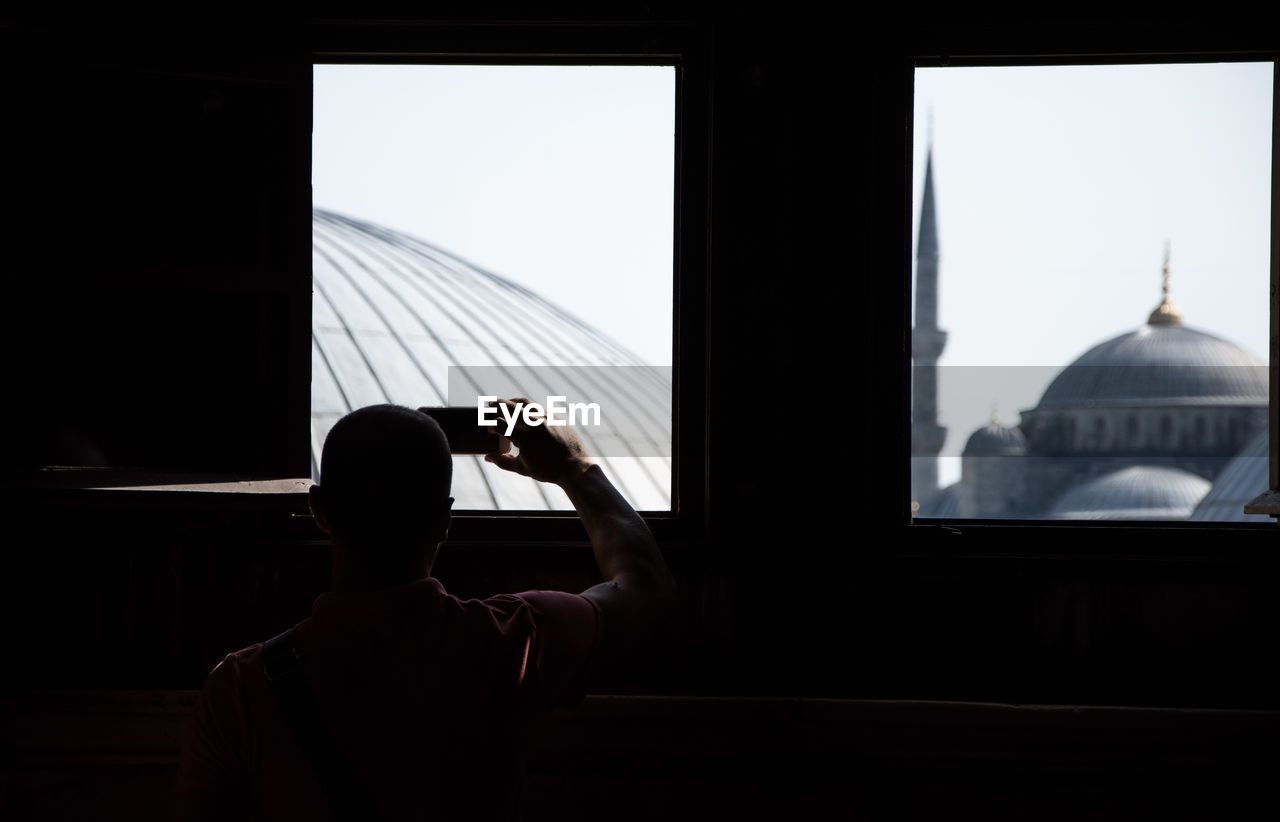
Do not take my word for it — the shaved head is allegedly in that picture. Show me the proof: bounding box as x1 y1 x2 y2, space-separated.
316 404 452 551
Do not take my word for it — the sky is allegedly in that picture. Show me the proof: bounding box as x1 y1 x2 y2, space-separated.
912 62 1274 487
312 64 676 367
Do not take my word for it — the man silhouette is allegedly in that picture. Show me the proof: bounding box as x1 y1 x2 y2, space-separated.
176 401 676 821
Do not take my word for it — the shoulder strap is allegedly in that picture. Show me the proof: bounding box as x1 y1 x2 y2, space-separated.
262 628 387 822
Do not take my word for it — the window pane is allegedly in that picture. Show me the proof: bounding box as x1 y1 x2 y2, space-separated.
312 65 675 511
910 62 1273 522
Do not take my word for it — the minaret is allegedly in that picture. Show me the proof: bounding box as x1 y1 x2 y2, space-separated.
911 138 948 511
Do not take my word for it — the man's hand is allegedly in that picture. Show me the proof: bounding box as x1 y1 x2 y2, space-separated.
482 396 674 678
482 397 593 485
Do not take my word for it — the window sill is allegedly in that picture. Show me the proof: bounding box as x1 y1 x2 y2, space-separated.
0 468 686 545
0 469 314 514
2 468 310 493
1244 490 1280 517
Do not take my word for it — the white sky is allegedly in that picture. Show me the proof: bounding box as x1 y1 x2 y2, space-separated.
913 62 1274 487
312 64 675 367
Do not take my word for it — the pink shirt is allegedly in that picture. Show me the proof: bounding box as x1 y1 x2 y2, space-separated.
177 578 602 820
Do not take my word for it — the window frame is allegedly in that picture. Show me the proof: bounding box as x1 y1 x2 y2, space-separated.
899 48 1280 561
308 22 709 545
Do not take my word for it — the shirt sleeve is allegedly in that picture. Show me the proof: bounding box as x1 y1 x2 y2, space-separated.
176 653 253 814
512 590 603 710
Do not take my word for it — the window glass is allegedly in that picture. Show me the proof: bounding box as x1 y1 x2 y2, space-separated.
910 62 1273 522
313 65 676 511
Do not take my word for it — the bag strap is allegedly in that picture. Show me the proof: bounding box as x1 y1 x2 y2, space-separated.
262 628 387 822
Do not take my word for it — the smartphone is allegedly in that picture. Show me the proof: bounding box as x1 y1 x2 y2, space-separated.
418 407 501 454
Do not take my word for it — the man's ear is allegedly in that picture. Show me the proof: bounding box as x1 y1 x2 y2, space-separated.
435 497 454 543
309 485 333 535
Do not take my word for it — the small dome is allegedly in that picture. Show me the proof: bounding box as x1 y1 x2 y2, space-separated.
963 421 1026 456
1048 465 1211 520
1035 324 1264 409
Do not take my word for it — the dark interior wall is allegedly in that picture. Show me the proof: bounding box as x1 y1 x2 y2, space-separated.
2 0 1280 709
0 18 312 478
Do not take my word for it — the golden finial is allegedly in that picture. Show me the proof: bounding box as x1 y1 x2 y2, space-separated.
1161 241 1171 298
990 402 999 426
1147 240 1183 327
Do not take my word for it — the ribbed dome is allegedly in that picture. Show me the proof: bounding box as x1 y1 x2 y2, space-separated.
963 422 1026 456
311 209 671 510
1036 323 1265 409
1188 429 1270 522
1048 465 1211 520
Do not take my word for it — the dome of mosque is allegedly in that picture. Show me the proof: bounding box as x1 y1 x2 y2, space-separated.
1035 282 1264 411
963 421 1027 456
1035 324 1265 409
310 208 671 510
1047 465 1212 520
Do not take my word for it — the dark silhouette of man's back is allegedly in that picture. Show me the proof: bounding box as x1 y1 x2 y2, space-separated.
176 402 676 821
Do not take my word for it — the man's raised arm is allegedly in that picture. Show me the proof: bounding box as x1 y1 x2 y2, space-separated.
483 399 677 659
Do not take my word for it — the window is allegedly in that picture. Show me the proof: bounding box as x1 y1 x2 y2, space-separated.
311 64 675 513
910 60 1273 525
310 25 710 541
